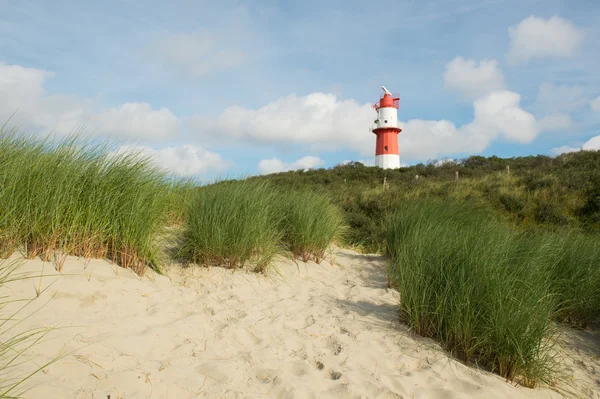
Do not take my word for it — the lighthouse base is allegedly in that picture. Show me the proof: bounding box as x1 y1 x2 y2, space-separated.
376 154 400 169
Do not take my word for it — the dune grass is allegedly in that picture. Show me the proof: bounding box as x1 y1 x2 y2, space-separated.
276 190 346 263
385 200 559 386
179 181 347 271
0 129 176 274
179 181 283 272
543 232 600 328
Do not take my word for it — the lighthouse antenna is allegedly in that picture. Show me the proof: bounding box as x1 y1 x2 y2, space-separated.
381 86 392 96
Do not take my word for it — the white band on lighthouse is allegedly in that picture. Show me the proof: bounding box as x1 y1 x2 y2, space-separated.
375 154 400 169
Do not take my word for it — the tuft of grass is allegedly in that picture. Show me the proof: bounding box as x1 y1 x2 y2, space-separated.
0 129 176 274
276 190 346 263
385 200 558 387
543 232 600 327
179 181 282 272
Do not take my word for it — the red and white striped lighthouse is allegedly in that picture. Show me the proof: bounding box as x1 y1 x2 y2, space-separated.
371 86 402 169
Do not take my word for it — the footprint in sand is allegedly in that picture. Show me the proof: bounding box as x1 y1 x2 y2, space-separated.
327 370 342 380
254 368 280 385
314 359 325 370
327 335 343 356
339 326 356 339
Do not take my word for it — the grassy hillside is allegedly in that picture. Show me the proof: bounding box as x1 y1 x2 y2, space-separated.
248 151 600 251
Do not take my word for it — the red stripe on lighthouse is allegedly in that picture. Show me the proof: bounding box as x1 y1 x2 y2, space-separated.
375 129 400 156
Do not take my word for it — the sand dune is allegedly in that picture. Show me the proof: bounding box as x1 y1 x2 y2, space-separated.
1 248 598 398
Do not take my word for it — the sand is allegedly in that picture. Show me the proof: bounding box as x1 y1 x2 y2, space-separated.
1 248 598 399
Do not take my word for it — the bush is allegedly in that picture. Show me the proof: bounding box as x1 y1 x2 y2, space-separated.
276 190 346 262
533 201 569 225
179 181 282 272
498 192 525 214
0 130 175 274
385 200 557 386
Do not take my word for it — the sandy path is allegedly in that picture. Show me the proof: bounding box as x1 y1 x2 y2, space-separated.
0 248 596 398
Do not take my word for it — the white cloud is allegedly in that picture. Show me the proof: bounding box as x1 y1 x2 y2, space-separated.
443 57 505 99
89 103 179 140
591 96 600 112
190 88 549 162
0 62 179 140
551 145 580 155
469 90 539 143
154 33 245 77
111 144 230 177
507 16 585 65
190 92 375 152
258 155 324 175
583 135 600 151
551 136 600 154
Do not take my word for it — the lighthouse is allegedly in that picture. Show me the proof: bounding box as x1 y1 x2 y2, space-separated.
371 86 402 169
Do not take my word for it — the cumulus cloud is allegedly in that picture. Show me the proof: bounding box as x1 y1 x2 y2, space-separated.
507 16 585 65
154 33 245 77
258 156 324 175
583 136 600 151
190 88 549 162
0 62 178 140
551 136 600 155
111 144 230 177
591 96 600 112
189 92 375 152
89 103 178 140
443 57 505 99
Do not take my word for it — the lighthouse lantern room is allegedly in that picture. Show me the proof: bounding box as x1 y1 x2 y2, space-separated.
371 86 402 169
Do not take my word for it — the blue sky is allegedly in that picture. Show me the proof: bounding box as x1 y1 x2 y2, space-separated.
1 0 599 179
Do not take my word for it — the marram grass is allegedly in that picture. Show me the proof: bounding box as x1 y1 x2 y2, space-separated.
385 200 558 387
276 189 346 263
179 181 347 271
179 180 283 272
0 129 176 274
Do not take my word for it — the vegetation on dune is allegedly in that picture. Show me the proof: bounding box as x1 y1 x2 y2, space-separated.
179 181 347 271
179 180 283 272
384 200 600 387
248 151 600 251
275 189 346 263
543 232 600 328
0 129 178 274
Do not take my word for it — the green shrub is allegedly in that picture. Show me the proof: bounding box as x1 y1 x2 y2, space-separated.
498 192 525 214
276 190 346 262
385 200 557 386
179 181 282 272
0 130 175 274
533 201 569 225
